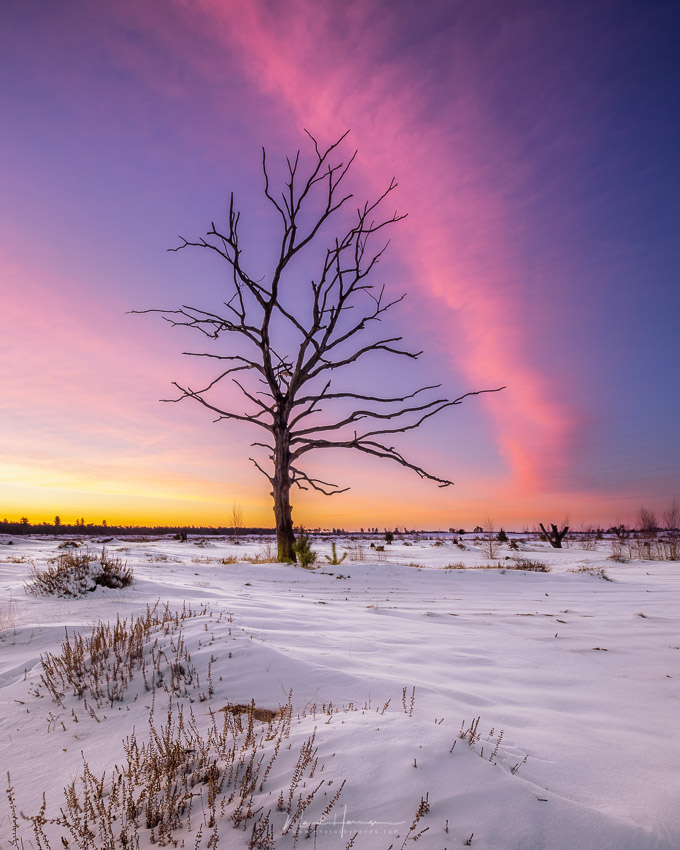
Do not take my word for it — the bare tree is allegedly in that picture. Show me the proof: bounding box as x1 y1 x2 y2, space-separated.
637 506 658 537
135 132 503 561
662 497 680 532
230 502 243 535
481 517 497 559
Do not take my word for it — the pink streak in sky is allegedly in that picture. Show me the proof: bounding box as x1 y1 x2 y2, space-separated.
190 0 580 495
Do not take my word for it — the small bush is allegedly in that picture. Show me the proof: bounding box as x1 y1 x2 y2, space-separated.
293 529 317 568
325 542 347 565
57 540 81 549
26 548 133 597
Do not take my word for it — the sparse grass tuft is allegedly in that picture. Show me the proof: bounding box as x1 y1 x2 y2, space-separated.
508 556 550 572
192 554 241 565
346 542 366 561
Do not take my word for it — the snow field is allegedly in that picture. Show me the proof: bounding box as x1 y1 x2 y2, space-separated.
0 533 679 848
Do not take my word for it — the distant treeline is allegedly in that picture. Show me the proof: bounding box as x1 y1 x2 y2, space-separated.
0 520 276 537
2 520 444 537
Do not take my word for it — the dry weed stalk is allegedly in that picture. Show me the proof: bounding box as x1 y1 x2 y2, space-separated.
0 597 20 636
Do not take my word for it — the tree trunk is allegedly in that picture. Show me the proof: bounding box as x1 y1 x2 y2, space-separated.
273 429 296 561
540 523 569 549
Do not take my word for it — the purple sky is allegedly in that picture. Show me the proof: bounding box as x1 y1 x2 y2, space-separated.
1 0 679 529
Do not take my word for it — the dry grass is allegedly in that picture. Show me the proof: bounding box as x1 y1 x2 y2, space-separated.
192 555 241 565
346 543 366 561
38 601 207 708
508 556 550 572
7 693 352 848
8 663 519 849
611 536 679 562
26 548 133 597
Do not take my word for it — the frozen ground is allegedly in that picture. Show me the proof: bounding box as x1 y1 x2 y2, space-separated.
1 532 679 849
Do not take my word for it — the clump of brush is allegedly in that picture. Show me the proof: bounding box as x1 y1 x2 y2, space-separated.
26 548 133 597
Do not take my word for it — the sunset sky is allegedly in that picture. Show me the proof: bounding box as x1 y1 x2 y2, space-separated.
1 0 679 530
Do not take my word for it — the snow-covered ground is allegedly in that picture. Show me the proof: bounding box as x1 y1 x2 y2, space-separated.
1 533 678 849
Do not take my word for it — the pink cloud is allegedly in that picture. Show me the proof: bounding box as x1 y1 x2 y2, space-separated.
181 0 581 496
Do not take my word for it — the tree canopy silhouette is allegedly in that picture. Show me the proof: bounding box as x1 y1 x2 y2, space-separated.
136 132 503 561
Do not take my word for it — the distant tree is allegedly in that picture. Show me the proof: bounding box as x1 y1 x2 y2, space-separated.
136 132 502 562
230 502 244 535
102 519 107 527
384 531 394 544
496 528 508 543
482 518 497 558
637 507 658 537
662 497 680 532
54 515 61 526
20 517 29 525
